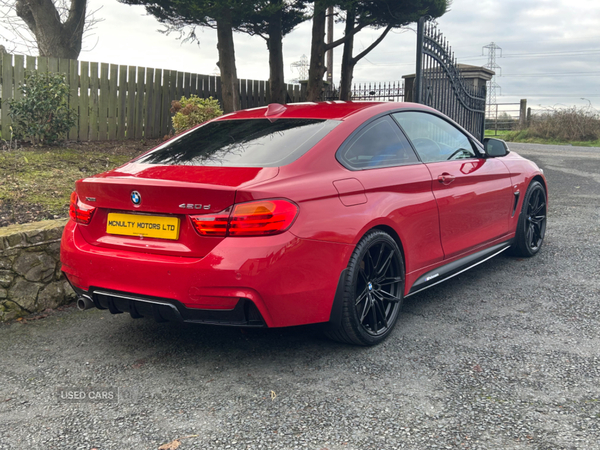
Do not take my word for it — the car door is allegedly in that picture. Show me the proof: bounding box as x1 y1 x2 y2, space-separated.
393 111 514 259
336 115 444 272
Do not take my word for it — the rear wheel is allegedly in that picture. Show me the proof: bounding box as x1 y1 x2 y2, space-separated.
326 230 404 346
511 180 547 257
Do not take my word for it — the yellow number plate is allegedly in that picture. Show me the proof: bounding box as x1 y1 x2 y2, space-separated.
106 213 180 240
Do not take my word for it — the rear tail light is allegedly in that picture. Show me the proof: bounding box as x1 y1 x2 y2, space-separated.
228 200 298 236
190 200 298 237
69 192 96 225
190 209 231 236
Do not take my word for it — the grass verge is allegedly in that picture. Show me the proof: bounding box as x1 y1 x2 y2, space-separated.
500 130 600 147
0 140 157 227
485 130 511 138
487 106 600 147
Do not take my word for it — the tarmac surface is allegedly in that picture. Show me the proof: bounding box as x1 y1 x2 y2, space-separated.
1 142 599 450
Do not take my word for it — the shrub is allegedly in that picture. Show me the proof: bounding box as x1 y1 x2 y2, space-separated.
170 95 223 134
505 106 600 142
8 71 77 145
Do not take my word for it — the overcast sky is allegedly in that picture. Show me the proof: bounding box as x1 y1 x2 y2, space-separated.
6 0 600 111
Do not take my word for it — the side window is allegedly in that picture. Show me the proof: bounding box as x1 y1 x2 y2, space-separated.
337 116 419 170
392 112 477 163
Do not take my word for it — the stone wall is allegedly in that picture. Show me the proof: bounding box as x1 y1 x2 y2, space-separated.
0 219 74 321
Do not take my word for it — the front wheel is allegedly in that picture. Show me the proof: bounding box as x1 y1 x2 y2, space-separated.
511 180 547 257
326 230 405 346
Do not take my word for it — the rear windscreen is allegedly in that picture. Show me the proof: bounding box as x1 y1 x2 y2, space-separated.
135 118 340 167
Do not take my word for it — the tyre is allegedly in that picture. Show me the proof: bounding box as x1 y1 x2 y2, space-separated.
511 180 547 257
326 230 405 346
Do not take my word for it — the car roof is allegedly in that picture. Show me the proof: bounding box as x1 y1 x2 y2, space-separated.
216 101 430 121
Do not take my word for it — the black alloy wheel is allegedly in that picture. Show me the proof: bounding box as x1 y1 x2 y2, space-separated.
327 230 405 346
512 180 547 257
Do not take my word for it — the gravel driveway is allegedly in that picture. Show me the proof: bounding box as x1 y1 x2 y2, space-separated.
1 142 599 450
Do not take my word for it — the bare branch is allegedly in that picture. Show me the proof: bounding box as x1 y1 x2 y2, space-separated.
0 0 102 57
352 24 393 65
325 21 368 51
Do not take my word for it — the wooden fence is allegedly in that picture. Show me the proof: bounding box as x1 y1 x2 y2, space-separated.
0 52 305 141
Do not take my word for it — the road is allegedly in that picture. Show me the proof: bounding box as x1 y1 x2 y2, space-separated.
1 142 599 450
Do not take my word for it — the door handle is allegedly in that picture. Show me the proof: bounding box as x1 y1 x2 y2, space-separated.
437 173 455 185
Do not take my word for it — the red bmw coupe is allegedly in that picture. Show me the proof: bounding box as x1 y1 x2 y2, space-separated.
60 102 547 345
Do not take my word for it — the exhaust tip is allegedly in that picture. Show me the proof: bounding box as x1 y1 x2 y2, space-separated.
77 295 95 311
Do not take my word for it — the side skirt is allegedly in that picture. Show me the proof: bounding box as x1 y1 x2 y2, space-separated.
406 240 513 297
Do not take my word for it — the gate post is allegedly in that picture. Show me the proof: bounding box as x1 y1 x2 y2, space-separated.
414 16 426 104
519 99 527 128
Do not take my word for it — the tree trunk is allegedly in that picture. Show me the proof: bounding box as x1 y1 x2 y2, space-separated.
267 0 286 104
326 5 334 84
339 8 356 101
216 14 241 113
340 24 394 102
15 0 86 59
306 0 327 102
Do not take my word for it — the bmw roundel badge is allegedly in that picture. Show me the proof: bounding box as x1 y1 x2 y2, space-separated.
131 191 141 205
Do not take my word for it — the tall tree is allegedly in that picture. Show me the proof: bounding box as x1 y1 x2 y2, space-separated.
338 0 448 100
306 0 448 102
120 0 307 111
120 0 253 113
306 0 330 102
0 0 90 59
243 0 307 104
306 0 363 102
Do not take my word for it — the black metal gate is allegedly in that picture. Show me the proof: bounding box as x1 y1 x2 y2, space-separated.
415 17 487 141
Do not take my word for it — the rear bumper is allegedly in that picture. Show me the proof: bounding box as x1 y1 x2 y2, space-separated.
60 220 353 327
69 284 266 326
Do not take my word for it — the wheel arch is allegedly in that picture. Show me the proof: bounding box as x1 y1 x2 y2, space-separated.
532 174 548 194
327 224 406 329
510 174 548 257
514 174 547 220
520 174 548 216
371 224 406 266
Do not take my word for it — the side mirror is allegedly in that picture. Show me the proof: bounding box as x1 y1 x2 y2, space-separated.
483 138 509 157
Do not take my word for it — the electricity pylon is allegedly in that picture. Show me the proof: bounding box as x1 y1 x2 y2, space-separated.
291 54 309 83
482 42 502 118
